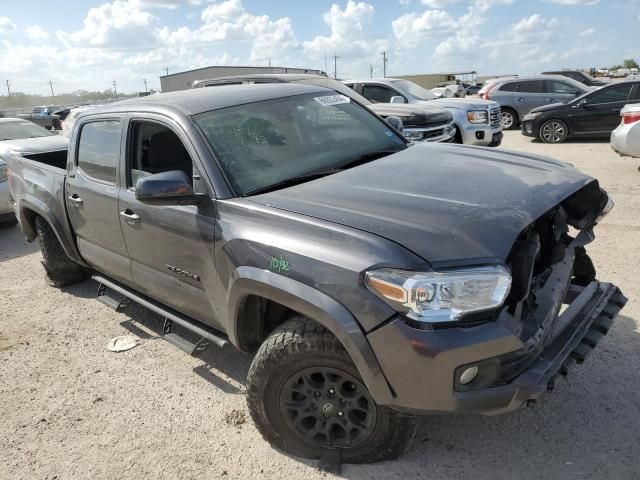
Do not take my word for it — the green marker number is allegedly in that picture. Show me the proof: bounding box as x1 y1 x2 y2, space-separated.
270 254 291 273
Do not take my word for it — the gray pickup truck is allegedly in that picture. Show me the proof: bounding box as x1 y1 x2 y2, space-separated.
15 106 62 130
7 84 627 463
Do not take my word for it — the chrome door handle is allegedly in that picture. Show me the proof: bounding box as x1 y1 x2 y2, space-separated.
68 195 83 206
516 98 525 103
120 210 141 224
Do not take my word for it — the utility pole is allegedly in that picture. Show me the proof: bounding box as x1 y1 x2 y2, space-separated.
49 80 55 97
333 54 339 79
112 81 117 95
164 67 169 76
143 78 148 92
381 51 388 78
370 64 374 78
5 80 10 97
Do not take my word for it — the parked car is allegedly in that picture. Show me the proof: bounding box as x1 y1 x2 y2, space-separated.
8 83 626 462
431 87 452 98
465 85 482 96
521 80 640 143
0 118 69 223
542 70 608 87
610 104 640 157
192 74 456 143
344 78 503 146
482 75 591 130
16 105 62 130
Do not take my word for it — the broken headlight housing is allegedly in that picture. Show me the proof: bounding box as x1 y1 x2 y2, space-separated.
365 266 511 324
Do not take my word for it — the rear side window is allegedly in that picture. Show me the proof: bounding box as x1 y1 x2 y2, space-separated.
362 84 398 103
77 121 121 183
588 84 633 104
498 82 518 92
517 81 544 93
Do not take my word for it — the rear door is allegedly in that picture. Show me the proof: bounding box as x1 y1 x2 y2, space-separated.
360 83 407 103
570 83 635 134
512 80 546 117
66 116 131 282
117 115 223 328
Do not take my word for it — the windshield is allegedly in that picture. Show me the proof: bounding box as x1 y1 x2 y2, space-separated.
390 79 436 101
195 92 407 196
0 121 54 141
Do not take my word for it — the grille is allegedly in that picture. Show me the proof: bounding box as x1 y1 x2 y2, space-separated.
490 107 501 128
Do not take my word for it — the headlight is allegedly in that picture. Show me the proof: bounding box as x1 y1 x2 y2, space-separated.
522 112 543 121
365 265 511 324
466 110 488 124
0 164 7 183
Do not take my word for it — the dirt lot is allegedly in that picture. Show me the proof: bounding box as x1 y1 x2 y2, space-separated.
1 131 639 480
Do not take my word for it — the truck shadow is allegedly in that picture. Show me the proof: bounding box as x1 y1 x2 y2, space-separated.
0 221 38 262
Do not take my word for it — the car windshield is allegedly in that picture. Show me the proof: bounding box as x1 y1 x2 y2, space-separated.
194 92 407 196
389 80 436 101
0 121 55 141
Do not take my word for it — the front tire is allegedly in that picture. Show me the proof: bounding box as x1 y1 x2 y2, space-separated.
35 216 88 287
246 316 417 463
539 119 568 144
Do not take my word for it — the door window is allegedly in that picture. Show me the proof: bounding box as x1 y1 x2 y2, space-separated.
547 80 576 94
127 121 194 188
77 121 121 183
499 82 518 92
587 85 633 104
361 84 400 103
516 81 544 93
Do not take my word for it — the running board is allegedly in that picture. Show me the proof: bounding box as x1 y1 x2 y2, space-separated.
92 274 229 350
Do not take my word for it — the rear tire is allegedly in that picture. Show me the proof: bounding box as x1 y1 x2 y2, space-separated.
246 315 417 463
501 108 518 130
35 216 88 287
539 119 568 144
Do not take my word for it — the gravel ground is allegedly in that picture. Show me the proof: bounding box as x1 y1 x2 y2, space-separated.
1 131 639 479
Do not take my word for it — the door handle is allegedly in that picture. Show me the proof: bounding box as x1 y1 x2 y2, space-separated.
120 210 141 224
546 98 554 102
68 195 83 207
516 98 525 103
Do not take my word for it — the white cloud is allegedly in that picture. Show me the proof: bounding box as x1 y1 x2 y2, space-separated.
473 0 513 12
579 27 595 36
392 9 458 47
549 0 599 5
24 25 50 41
0 16 16 33
420 0 458 8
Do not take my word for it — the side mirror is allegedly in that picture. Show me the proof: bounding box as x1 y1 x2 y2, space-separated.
385 116 404 131
135 170 201 206
390 95 406 104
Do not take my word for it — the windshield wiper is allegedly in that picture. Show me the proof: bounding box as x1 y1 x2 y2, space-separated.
243 169 340 197
336 148 405 170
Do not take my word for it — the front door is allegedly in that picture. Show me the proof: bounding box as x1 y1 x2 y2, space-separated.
570 83 635 134
66 117 131 282
117 117 223 328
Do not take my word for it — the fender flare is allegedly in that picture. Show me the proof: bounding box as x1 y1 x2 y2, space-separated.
17 195 87 266
226 266 394 405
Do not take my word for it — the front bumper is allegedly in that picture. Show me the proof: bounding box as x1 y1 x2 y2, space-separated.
367 281 627 415
521 120 536 138
0 181 14 220
459 122 503 146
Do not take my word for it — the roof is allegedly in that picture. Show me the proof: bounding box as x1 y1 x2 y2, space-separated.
160 65 326 79
194 73 327 85
85 83 330 117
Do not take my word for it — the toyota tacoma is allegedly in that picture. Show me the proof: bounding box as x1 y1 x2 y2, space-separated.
7 84 626 463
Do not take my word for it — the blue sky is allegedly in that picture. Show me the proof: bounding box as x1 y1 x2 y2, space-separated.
0 0 638 95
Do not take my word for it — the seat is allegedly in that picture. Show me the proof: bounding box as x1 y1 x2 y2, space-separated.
146 130 192 178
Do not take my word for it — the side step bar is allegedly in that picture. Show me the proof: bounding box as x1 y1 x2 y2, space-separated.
92 274 229 350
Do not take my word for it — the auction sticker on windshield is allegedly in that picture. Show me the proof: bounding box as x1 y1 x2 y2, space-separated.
314 94 351 106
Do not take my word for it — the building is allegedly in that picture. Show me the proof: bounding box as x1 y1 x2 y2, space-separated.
395 71 478 89
160 65 327 92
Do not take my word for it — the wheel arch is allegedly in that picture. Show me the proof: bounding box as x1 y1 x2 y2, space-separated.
226 266 394 405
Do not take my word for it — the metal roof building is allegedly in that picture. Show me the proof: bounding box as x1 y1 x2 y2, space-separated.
160 65 327 92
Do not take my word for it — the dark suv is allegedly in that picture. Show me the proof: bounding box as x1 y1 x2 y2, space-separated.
542 70 609 87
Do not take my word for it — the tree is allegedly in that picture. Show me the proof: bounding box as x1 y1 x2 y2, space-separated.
623 58 639 70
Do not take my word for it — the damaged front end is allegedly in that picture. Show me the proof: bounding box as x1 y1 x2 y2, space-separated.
366 180 627 415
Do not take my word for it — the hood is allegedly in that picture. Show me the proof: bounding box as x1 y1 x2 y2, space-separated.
530 102 568 113
426 98 499 111
250 144 594 266
0 135 69 155
368 103 452 127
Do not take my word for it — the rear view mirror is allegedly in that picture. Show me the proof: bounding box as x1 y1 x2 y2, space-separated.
385 116 404 131
390 96 406 104
135 170 201 206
